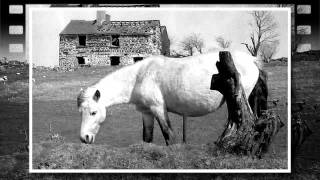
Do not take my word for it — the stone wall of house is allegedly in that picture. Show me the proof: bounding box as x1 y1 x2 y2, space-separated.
59 26 163 69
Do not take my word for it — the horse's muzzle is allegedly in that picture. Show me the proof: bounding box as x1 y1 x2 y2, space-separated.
80 134 94 144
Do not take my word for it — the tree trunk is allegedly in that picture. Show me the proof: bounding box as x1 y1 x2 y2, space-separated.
210 51 283 157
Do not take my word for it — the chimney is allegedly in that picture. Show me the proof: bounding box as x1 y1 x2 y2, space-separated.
105 14 110 24
96 11 105 26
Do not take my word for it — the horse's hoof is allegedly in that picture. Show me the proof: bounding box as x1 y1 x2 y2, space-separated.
143 139 153 144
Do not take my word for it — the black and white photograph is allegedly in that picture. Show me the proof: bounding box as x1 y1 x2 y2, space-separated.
27 7 291 172
2 1 320 178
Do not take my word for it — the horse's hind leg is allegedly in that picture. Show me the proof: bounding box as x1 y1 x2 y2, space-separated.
142 112 154 143
151 105 176 145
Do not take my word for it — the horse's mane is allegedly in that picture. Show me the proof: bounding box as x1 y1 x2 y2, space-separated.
77 88 95 108
77 61 145 108
77 90 86 108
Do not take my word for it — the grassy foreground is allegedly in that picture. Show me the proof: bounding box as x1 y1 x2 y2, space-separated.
33 140 287 169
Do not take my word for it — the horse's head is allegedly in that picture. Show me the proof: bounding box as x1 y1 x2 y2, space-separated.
77 88 106 144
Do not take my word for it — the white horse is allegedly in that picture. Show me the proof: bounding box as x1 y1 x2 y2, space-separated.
77 51 260 145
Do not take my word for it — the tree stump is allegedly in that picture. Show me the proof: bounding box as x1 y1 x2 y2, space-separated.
210 51 284 157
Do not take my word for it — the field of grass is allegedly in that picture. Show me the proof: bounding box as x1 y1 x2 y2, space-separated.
0 64 29 178
2 54 320 179
3 57 320 178
291 60 320 175
31 62 288 170
0 64 29 155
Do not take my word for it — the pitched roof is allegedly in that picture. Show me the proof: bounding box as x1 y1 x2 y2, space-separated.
60 20 161 35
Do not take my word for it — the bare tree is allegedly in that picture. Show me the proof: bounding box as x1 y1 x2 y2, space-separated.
193 35 205 54
169 49 188 58
180 38 193 56
242 11 279 57
181 33 205 56
259 40 279 63
216 36 232 49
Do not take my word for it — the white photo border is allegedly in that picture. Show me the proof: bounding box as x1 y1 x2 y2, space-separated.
28 6 291 173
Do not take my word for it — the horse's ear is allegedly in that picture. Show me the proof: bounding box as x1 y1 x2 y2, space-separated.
93 89 100 102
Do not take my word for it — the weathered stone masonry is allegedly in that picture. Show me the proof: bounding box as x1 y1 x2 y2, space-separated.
59 11 170 69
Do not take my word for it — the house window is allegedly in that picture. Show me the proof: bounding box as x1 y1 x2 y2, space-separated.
77 57 85 65
133 57 143 63
79 35 86 46
110 56 120 66
111 35 119 47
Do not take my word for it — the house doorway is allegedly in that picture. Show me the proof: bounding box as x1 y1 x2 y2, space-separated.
133 57 143 63
110 56 120 66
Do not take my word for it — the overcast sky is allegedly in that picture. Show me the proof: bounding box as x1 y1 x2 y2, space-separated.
27 6 289 67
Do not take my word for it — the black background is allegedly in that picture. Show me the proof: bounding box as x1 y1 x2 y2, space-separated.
1 0 319 179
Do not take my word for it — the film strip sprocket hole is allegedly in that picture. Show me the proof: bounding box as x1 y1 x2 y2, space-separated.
295 4 313 52
0 2 319 60
0 2 25 59
8 5 24 54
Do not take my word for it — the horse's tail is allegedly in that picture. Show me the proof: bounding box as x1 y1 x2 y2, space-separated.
217 97 226 109
216 71 268 112
248 68 268 117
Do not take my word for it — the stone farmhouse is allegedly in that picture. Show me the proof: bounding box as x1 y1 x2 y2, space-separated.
59 11 170 69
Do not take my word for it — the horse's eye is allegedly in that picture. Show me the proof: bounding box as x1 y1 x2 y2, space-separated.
91 111 97 116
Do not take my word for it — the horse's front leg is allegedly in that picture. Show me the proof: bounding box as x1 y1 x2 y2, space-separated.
142 112 154 143
151 106 176 145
